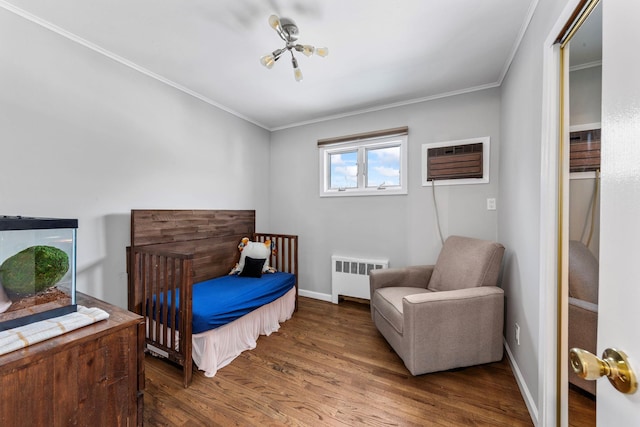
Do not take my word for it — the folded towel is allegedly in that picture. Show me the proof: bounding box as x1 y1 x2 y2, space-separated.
0 306 109 356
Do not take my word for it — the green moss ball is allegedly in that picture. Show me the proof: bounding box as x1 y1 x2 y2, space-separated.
0 245 69 297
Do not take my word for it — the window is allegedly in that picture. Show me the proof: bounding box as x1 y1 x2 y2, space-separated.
319 127 408 197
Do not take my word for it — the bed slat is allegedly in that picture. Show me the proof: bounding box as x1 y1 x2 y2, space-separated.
254 233 298 311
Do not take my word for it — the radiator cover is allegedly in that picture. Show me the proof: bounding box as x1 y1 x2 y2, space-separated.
331 255 388 304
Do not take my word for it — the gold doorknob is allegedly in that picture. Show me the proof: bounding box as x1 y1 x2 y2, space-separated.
569 347 638 394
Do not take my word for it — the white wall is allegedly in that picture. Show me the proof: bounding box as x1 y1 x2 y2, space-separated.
499 0 573 421
0 9 271 308
570 65 602 126
269 89 501 299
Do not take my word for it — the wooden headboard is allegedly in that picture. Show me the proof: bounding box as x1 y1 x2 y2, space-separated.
130 209 255 283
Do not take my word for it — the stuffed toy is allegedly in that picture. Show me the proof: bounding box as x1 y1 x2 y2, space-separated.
229 237 277 274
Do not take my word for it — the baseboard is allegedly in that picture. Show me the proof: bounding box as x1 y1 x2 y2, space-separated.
504 340 539 426
298 289 332 302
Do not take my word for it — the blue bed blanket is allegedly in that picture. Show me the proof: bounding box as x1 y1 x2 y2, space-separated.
191 272 295 334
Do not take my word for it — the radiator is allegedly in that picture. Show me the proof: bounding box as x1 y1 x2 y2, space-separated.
331 255 389 304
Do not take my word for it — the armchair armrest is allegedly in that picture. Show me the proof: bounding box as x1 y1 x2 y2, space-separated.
568 297 597 313
369 265 434 296
403 286 503 305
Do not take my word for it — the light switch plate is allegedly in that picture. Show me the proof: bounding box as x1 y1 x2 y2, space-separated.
487 198 497 210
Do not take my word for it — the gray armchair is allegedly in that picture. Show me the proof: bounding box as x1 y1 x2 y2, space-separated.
369 235 505 376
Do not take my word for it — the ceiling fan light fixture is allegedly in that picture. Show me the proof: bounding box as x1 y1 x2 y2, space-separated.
314 47 329 57
268 14 281 31
291 55 303 82
299 44 315 57
260 14 327 81
260 54 276 69
259 48 285 69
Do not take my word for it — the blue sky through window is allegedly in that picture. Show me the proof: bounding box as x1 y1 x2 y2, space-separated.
329 151 358 188
329 146 401 189
366 146 400 187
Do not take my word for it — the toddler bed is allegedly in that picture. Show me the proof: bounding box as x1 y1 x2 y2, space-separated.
127 210 298 387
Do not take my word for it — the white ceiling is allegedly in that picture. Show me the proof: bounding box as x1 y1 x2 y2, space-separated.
2 0 539 130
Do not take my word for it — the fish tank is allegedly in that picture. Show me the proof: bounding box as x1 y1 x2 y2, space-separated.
0 216 78 331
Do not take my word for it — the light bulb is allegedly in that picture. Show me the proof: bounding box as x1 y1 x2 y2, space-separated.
301 45 315 57
260 54 275 69
315 47 329 57
268 15 281 31
294 67 303 82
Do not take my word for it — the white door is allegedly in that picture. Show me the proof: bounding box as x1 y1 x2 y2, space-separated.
596 0 640 423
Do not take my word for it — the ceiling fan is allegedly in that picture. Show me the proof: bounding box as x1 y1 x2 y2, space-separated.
259 14 328 82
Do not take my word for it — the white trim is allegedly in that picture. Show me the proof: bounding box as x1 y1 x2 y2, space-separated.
539 38 562 427
569 122 600 133
420 137 490 186
570 171 597 180
569 60 602 72
539 1 585 426
271 82 501 131
505 340 539 426
497 0 541 85
319 134 408 198
297 289 332 302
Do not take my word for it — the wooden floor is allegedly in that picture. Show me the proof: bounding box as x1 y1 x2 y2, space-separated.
144 297 536 426
569 385 596 426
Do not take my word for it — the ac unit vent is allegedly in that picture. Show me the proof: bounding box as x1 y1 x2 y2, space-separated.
570 128 601 173
427 142 483 181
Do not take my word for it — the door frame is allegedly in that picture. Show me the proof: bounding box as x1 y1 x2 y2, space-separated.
539 0 594 426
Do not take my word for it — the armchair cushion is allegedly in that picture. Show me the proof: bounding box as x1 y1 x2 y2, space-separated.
369 266 434 322
428 236 505 292
372 287 432 334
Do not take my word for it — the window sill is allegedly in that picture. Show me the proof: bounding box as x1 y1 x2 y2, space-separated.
320 188 408 197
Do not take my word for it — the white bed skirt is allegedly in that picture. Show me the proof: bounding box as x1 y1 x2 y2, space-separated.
191 286 296 377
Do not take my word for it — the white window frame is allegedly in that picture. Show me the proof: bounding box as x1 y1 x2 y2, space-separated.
319 134 408 197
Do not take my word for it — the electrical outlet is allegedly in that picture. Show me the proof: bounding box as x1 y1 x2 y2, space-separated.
515 323 521 346
487 198 497 211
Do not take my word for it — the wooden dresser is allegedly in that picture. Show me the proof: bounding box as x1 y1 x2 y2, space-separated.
0 293 144 427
